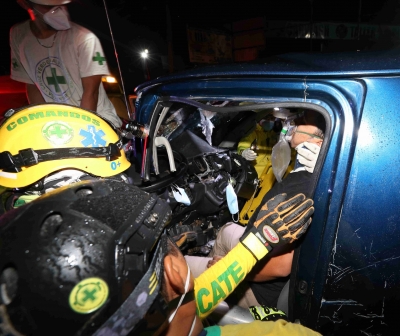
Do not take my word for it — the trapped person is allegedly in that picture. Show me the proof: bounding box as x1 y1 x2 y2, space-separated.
10 0 122 127
186 110 326 310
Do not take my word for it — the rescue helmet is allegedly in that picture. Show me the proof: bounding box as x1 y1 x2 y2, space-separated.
272 107 291 119
27 0 71 5
0 104 130 188
0 179 172 335
16 0 71 10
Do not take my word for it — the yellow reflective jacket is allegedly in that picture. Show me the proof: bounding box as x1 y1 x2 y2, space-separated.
203 319 321 336
237 124 278 178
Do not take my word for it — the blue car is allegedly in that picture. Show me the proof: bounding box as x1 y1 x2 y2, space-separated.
133 50 400 335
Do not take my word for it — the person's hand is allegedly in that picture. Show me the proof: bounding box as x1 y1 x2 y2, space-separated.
207 256 223 268
295 142 321 173
240 193 314 260
242 148 257 161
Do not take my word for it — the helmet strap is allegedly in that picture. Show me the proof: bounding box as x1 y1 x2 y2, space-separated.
0 139 123 173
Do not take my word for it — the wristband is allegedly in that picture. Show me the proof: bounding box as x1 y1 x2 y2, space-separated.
239 226 273 261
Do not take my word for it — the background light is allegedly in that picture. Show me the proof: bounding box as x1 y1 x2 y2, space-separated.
141 49 149 59
102 76 117 83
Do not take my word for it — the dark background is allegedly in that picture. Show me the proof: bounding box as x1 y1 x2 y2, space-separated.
2 0 400 94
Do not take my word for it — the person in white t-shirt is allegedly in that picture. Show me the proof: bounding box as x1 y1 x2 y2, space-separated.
10 0 122 127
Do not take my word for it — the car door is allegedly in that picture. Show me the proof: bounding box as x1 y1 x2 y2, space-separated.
293 76 400 335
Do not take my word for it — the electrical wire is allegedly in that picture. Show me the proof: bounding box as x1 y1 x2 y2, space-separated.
102 0 132 120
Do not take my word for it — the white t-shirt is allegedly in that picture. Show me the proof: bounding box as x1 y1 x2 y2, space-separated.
10 20 122 127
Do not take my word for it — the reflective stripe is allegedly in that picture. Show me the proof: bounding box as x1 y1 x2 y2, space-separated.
0 171 17 179
241 232 269 260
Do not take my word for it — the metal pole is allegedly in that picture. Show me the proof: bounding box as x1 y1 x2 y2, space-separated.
102 0 132 119
309 0 314 51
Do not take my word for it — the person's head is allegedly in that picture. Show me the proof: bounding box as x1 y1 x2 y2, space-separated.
0 104 130 191
0 179 198 335
157 238 199 336
17 0 71 30
258 114 276 132
288 110 325 148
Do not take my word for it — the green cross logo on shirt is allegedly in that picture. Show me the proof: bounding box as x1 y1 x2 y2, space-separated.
12 58 19 70
46 68 66 93
93 52 106 65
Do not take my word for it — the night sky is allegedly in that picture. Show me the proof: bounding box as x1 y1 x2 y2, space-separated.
2 0 399 92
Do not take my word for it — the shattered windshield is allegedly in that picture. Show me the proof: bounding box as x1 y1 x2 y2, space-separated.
159 101 277 148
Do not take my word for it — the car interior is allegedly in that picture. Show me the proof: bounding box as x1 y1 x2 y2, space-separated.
126 97 330 323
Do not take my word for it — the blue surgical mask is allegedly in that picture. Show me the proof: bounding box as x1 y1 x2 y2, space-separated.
226 183 239 215
262 120 274 132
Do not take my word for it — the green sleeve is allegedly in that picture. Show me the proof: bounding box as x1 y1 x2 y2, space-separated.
194 243 257 319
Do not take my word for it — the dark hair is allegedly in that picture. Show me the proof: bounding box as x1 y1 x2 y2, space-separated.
295 110 325 139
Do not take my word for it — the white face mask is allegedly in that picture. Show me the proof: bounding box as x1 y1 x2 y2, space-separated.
168 265 196 336
35 6 71 30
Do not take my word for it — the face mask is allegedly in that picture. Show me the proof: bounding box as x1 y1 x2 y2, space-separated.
284 125 297 141
36 6 71 30
168 266 196 336
261 120 274 132
226 183 239 215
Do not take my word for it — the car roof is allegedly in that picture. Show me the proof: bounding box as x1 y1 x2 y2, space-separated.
136 49 400 91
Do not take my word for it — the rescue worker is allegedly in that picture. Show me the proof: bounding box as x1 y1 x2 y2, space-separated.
238 115 280 178
10 0 121 127
0 178 320 335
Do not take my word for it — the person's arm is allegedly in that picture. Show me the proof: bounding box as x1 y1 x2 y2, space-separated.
194 194 314 318
207 245 294 282
195 242 258 319
80 75 102 112
247 246 294 282
26 83 45 104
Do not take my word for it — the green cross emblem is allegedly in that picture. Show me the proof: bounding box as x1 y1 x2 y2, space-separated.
12 59 19 70
46 68 66 92
50 125 68 138
93 52 106 65
82 288 97 302
42 122 73 145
